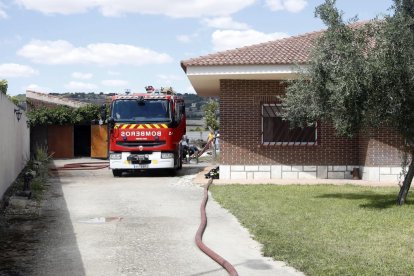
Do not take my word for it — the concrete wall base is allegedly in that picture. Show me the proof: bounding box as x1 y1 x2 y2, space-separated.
220 165 404 183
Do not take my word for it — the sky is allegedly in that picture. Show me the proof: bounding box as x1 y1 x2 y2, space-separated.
0 0 393 96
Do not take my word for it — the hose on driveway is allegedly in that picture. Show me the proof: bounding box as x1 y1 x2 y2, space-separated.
54 162 238 274
195 177 239 276
51 161 109 171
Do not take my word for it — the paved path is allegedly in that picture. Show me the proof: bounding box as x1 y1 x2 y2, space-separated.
1 158 303 276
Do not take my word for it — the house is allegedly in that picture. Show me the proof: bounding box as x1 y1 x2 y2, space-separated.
27 90 107 159
181 28 404 182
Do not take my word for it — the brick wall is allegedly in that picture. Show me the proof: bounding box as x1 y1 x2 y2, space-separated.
358 127 403 166
220 79 402 167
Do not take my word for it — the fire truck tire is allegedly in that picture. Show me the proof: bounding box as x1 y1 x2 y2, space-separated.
167 168 177 176
112 169 123 177
178 154 183 170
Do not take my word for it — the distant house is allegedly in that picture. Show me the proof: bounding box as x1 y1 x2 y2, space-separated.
181 28 404 182
27 91 106 159
186 119 209 142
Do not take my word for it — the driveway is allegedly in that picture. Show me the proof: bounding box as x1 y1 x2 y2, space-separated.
0 158 302 276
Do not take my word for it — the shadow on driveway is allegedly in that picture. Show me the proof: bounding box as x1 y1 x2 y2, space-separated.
117 164 206 178
0 171 86 276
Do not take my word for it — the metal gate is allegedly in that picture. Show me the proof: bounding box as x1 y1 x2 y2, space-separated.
91 125 108 159
47 125 74 158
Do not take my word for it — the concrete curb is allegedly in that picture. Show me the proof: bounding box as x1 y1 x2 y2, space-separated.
193 166 398 187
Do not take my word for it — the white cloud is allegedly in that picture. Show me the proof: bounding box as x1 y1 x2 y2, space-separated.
176 35 191 43
17 40 173 66
72 72 93 80
202 16 250 30
15 0 94 15
0 63 38 78
25 83 51 92
101 79 129 87
0 9 7 19
15 0 255 18
266 0 307 13
64 81 97 91
0 1 8 19
212 29 289 51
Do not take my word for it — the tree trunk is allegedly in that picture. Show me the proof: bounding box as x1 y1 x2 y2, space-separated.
397 152 414 205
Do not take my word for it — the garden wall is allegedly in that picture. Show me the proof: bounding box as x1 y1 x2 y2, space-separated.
0 93 30 198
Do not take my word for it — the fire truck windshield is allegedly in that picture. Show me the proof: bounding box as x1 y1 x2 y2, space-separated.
112 99 171 122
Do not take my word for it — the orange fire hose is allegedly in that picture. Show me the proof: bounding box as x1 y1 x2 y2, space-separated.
195 178 239 276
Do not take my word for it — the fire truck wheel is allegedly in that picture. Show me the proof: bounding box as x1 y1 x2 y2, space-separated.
112 169 123 177
178 155 183 170
167 168 177 176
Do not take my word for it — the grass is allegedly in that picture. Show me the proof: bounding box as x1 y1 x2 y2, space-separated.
210 185 414 276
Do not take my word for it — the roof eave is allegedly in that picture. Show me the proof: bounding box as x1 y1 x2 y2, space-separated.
185 64 308 97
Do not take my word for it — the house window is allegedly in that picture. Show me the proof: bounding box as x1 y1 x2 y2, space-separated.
261 104 317 146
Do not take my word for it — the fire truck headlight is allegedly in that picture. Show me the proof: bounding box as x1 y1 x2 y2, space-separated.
161 152 174 159
110 153 122 160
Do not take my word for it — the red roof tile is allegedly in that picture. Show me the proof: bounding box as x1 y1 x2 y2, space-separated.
181 30 322 71
181 21 368 72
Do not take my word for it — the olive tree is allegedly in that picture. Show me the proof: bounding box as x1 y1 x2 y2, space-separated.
203 99 219 131
0 79 7 94
283 0 414 205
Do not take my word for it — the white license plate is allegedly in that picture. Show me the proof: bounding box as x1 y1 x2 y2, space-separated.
134 164 149 169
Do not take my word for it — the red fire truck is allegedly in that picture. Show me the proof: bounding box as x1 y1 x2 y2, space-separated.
107 86 186 177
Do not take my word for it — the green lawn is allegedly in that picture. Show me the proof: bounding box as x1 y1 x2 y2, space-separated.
210 185 414 276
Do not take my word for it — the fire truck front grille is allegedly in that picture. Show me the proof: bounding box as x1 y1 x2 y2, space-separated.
116 141 166 147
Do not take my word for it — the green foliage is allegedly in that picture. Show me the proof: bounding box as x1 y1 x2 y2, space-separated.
28 104 100 127
0 79 7 94
33 145 52 164
9 94 26 106
284 0 414 143
73 104 101 123
191 126 203 131
283 0 376 137
203 100 219 131
366 0 414 144
9 96 19 105
28 145 51 200
283 0 414 204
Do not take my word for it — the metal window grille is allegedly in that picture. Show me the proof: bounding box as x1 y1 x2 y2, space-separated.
261 104 318 146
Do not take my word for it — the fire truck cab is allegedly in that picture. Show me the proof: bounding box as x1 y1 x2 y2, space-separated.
108 86 186 177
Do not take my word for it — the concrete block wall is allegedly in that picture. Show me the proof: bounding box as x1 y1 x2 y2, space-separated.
360 166 404 182
220 165 359 180
0 93 30 198
220 165 403 183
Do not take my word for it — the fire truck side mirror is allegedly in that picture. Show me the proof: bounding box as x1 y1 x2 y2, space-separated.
108 117 115 129
181 105 185 114
100 104 107 122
